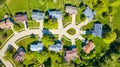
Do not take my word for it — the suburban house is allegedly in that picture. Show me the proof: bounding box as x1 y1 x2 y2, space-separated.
48 10 62 19
64 45 78 62
0 18 14 29
92 23 102 38
32 10 44 22
14 12 28 22
83 7 95 20
13 47 26 62
49 43 62 52
66 6 77 15
30 42 44 52
82 40 95 54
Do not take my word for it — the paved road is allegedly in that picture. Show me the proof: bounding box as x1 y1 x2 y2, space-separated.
0 14 92 67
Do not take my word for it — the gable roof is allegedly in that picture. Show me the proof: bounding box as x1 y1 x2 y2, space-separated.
48 11 62 19
14 12 28 22
30 43 43 51
92 23 102 38
32 11 44 20
64 45 78 62
49 43 62 52
82 40 95 54
0 18 14 29
83 7 95 20
13 47 25 62
66 6 77 14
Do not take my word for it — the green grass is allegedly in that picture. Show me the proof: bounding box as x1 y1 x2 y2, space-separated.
112 6 120 31
43 20 58 29
13 22 24 32
16 35 39 51
63 15 72 26
0 29 13 46
67 28 76 35
62 36 71 47
75 39 82 55
28 20 39 28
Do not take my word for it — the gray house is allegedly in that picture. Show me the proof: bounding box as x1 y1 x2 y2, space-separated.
92 23 102 38
30 43 44 51
83 7 95 20
49 43 62 52
48 11 62 19
32 11 44 21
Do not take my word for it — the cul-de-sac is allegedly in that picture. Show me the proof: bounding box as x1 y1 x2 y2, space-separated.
0 0 120 67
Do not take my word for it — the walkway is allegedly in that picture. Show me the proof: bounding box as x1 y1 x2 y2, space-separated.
0 13 92 67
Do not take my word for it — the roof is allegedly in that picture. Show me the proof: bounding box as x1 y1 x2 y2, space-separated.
82 40 95 54
64 46 78 62
0 18 14 29
83 7 95 20
13 47 25 62
92 23 102 38
30 43 43 51
49 11 62 19
66 6 77 14
32 11 44 20
49 43 62 52
14 13 28 22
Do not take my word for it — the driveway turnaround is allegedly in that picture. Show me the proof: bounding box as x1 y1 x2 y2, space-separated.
0 14 91 67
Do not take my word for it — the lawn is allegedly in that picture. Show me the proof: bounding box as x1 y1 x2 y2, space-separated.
13 22 24 32
43 20 58 29
63 14 72 27
61 36 72 47
28 20 39 29
67 28 76 35
112 6 120 31
16 35 39 51
75 39 82 55
0 29 13 48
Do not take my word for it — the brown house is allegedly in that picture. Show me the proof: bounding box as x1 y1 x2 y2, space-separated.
64 45 78 62
0 18 14 29
66 6 77 15
82 40 95 54
13 47 25 62
14 13 28 23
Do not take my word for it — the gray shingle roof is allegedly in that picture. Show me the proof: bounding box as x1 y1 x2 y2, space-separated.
92 23 102 38
49 11 62 19
30 43 43 51
49 43 62 52
66 6 77 14
32 11 44 20
83 7 95 20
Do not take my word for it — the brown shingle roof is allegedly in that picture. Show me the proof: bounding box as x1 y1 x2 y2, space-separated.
82 40 95 54
0 18 13 29
64 48 78 62
14 14 28 22
66 6 77 15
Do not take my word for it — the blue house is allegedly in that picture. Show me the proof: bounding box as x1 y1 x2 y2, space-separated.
83 7 95 20
30 43 43 51
48 11 62 19
49 43 62 52
92 23 102 38
32 11 44 21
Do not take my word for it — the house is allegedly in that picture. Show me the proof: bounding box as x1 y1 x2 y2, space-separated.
82 40 95 54
92 23 102 38
53 0 57 2
48 10 62 19
64 45 78 62
49 43 62 52
66 6 77 15
0 18 14 29
32 10 44 21
13 47 25 62
83 7 95 20
30 42 43 51
14 12 28 22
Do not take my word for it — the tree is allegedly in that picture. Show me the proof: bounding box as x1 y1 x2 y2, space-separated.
103 31 117 44
0 0 6 5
